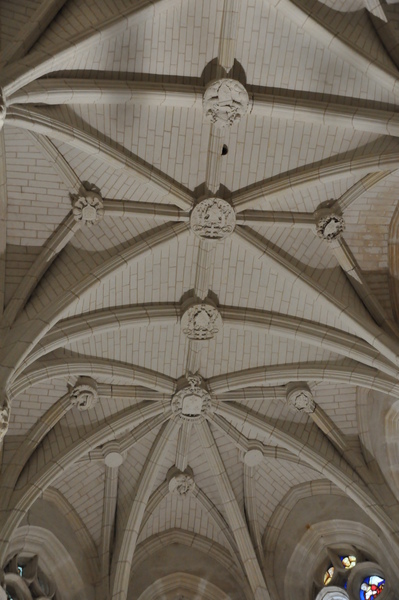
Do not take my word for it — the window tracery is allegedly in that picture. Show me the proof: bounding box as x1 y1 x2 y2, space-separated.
4 556 55 600
315 548 389 600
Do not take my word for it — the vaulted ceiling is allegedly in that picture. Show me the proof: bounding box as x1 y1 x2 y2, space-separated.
1 2 399 600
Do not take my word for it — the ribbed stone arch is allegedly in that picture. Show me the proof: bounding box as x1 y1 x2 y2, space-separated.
130 529 251 600
0 402 172 564
284 520 399 600
19 304 398 379
10 357 176 398
209 363 399 398
232 152 399 211
136 572 231 600
0 0 182 96
263 480 347 600
6 106 193 209
0 222 189 396
7 525 90 600
214 402 399 549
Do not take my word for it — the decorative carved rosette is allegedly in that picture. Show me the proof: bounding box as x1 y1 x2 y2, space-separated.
0 396 10 443
70 377 99 411
168 472 196 497
316 213 345 241
190 197 236 240
203 79 249 128
0 89 6 131
181 303 222 340
286 383 315 414
72 186 104 226
171 374 213 421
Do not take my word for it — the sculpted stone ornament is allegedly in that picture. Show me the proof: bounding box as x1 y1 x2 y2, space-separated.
0 89 5 131
191 197 236 240
286 383 315 414
70 377 99 411
168 472 196 497
0 396 10 443
181 303 222 340
203 79 249 128
72 186 104 227
171 374 213 421
316 212 345 241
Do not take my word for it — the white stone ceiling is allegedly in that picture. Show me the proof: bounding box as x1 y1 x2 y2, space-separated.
2 1 399 600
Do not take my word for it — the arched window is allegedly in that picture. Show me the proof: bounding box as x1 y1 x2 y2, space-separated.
315 547 389 600
4 555 55 600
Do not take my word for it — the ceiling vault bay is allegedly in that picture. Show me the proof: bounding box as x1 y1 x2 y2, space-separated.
1 1 399 600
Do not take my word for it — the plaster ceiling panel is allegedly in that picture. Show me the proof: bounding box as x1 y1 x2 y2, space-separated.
222 122 387 193
202 330 340 380
44 0 222 78
244 173 361 212
235 0 397 104
4 127 72 246
245 226 334 269
255 458 323 536
344 170 399 271
210 423 244 512
215 389 309 424
21 225 193 323
61 324 188 383
0 0 41 47
54 461 105 546
58 323 340 382
117 425 163 526
183 425 228 523
7 380 68 437
299 0 394 71
69 216 168 253
51 141 180 204
208 234 370 333
312 383 358 435
67 103 208 192
137 492 226 551
5 245 41 306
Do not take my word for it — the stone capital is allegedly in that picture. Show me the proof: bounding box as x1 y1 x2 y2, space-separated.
171 374 213 421
286 382 315 414
315 205 345 242
70 377 99 411
72 185 104 226
190 197 235 240
181 302 222 340
203 79 249 128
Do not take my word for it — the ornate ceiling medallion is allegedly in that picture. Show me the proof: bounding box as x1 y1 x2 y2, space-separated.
203 79 249 128
70 376 99 411
168 471 196 497
181 303 222 340
316 212 345 242
286 382 315 414
190 197 236 240
171 374 213 421
72 187 104 227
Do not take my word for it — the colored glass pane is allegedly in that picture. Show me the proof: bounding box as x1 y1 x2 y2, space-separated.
340 555 357 569
17 566 23 577
324 565 335 586
359 575 385 599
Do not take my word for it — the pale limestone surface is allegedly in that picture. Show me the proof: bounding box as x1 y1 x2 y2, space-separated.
1 2 399 600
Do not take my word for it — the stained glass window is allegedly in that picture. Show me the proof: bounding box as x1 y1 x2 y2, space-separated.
17 567 23 577
340 555 356 569
359 575 385 599
323 565 335 586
